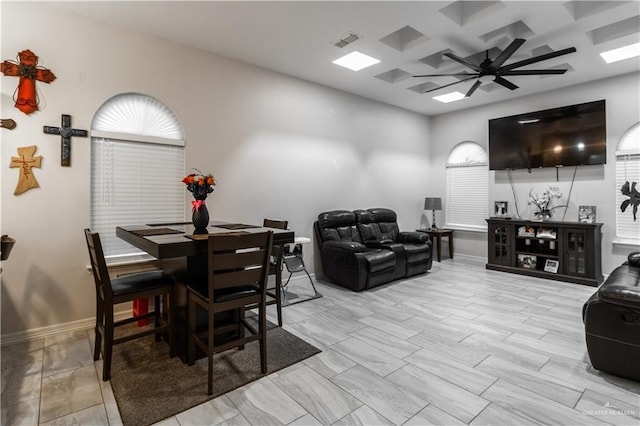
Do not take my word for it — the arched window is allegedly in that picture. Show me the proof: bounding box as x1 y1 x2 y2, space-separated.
445 141 488 230
91 93 186 261
615 122 640 241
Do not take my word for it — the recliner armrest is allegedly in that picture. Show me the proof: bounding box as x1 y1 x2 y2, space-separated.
397 232 429 244
364 239 394 249
628 252 640 267
323 240 368 252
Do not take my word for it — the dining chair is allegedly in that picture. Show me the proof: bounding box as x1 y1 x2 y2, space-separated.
84 229 176 381
186 231 273 395
262 218 288 326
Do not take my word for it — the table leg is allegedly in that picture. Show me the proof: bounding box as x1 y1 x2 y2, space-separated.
448 233 454 259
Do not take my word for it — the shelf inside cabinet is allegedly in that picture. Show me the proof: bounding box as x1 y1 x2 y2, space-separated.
516 251 559 260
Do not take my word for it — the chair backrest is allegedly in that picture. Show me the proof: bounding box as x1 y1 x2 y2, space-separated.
84 229 113 303
263 218 288 267
207 231 273 302
263 218 288 230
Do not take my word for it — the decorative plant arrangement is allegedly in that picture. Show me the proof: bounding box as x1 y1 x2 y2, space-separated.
182 171 217 200
182 170 217 231
528 186 566 221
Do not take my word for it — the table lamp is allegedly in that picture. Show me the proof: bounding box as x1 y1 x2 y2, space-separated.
424 197 442 230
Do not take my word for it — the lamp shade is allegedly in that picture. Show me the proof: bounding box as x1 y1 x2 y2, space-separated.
424 197 442 211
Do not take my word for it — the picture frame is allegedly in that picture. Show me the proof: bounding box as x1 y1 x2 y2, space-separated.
518 254 537 269
518 225 536 237
536 227 557 239
578 205 596 223
494 201 508 217
544 259 559 273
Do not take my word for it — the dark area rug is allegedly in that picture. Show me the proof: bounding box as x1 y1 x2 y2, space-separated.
109 321 320 426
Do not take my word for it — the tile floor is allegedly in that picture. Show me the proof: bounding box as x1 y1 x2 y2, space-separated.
2 257 640 425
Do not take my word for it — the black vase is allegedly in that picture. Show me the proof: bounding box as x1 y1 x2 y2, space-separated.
192 200 209 231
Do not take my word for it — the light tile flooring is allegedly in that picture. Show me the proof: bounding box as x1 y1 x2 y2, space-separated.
3 257 640 425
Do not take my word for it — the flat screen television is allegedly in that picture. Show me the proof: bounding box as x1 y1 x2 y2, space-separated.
488 100 606 170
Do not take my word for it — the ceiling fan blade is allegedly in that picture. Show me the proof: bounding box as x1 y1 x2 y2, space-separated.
423 76 477 93
494 76 518 90
501 69 568 76
413 73 479 77
443 52 481 72
465 80 482 97
491 38 526 68
501 47 577 70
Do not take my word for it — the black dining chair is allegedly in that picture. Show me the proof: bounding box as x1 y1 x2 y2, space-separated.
186 231 273 395
262 218 288 326
84 229 176 381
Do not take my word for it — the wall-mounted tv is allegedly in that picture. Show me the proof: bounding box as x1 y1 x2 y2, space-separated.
488 100 606 171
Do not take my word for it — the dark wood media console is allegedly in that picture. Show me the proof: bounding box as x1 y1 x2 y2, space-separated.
486 218 603 287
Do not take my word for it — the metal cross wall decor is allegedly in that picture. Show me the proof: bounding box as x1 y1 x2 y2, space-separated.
43 114 87 166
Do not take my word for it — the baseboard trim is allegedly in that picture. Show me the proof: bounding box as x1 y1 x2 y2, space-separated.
1 311 131 347
1 273 320 347
450 253 486 263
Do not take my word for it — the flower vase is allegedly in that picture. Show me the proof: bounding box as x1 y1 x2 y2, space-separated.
191 199 209 232
540 210 552 222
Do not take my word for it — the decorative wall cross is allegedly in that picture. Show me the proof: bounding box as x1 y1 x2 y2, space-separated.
1 49 56 115
9 145 42 195
43 114 87 167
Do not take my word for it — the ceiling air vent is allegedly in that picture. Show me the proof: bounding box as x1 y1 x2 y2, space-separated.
334 32 360 48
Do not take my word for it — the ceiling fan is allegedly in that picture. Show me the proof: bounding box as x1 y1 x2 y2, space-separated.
413 38 577 98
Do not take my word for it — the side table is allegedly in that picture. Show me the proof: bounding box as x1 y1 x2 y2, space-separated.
417 228 454 262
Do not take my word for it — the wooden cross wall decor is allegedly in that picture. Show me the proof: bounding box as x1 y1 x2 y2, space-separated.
9 145 42 195
1 49 56 115
43 114 88 166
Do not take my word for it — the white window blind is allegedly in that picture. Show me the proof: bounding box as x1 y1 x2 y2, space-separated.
446 165 489 229
91 93 185 260
615 122 640 240
445 141 489 230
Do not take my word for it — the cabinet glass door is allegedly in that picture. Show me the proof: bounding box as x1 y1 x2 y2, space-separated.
490 224 511 266
565 228 589 277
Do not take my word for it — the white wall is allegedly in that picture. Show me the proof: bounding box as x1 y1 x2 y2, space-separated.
430 72 640 272
1 2 431 336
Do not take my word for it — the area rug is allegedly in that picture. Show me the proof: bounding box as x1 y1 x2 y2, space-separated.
109 320 321 426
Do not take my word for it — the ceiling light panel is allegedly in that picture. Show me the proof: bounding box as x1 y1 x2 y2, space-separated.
433 91 466 103
600 42 640 63
332 51 380 71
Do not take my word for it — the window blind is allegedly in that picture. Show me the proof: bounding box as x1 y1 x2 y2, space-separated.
615 154 640 240
91 138 185 259
445 164 489 230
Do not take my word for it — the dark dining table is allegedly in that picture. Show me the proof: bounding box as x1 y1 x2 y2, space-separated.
116 220 295 361
116 220 294 260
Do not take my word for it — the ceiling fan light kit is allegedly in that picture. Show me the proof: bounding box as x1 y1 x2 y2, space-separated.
414 38 577 98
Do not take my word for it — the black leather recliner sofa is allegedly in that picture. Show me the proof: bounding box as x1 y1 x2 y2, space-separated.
314 208 432 291
583 252 640 382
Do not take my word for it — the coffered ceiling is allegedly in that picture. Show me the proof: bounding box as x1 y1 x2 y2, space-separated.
53 1 640 116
